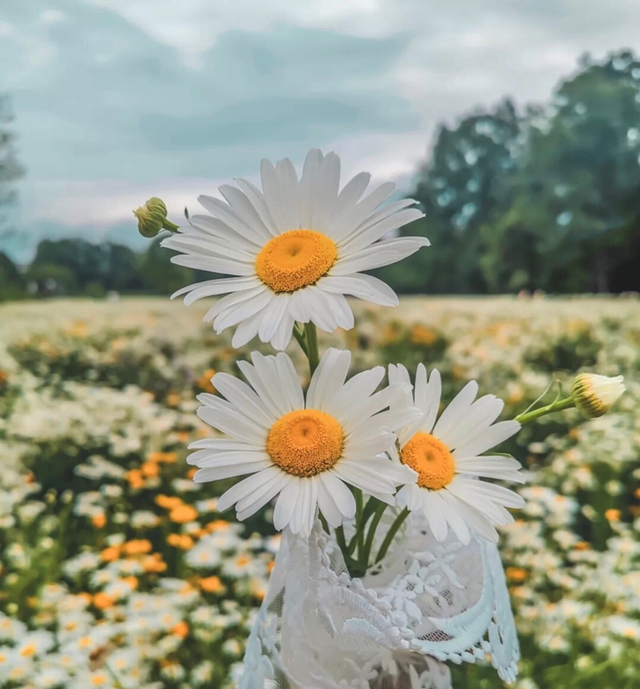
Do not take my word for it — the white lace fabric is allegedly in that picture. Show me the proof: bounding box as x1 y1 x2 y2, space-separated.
240 511 519 689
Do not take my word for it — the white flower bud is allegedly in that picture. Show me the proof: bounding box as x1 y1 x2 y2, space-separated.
571 373 625 418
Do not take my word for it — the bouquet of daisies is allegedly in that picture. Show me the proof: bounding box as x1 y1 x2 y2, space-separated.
134 149 625 689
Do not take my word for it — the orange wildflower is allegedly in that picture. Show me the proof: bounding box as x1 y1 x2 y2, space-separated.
148 451 179 464
505 567 528 583
171 621 189 638
187 467 197 479
410 325 437 346
125 470 145 489
142 553 167 573
122 540 152 556
93 593 114 610
92 514 106 529
155 495 183 510
196 369 216 393
100 546 120 562
167 533 194 550
200 576 225 594
120 576 139 591
169 505 198 524
605 509 621 522
205 520 229 533
141 461 160 478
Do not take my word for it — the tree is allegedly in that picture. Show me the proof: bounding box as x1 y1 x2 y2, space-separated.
481 51 640 293
139 236 195 294
0 251 23 300
30 239 145 295
378 99 523 294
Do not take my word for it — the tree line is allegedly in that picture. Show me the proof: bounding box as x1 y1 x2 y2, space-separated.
377 49 640 294
2 49 640 300
0 238 195 299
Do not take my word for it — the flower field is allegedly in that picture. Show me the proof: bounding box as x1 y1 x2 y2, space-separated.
0 295 638 689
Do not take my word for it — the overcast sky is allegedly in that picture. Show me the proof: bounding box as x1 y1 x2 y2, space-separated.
2 0 640 259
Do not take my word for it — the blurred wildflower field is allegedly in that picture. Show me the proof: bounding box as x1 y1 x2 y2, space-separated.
0 295 638 689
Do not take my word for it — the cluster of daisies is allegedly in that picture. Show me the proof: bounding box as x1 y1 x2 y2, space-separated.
161 149 525 551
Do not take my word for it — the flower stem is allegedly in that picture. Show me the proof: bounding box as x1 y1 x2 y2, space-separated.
303 322 320 375
375 508 409 563
292 324 308 356
336 525 360 573
515 397 575 425
162 218 180 232
361 500 387 569
354 489 365 559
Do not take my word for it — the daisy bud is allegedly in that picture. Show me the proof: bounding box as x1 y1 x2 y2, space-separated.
571 373 625 418
133 197 169 238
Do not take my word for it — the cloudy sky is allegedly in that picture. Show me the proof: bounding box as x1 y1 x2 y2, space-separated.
2 0 640 259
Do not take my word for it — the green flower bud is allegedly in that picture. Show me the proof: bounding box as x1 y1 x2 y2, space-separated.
133 197 168 238
571 373 625 418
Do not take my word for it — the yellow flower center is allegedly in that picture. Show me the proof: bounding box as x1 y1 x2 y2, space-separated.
255 229 337 292
20 643 36 657
267 409 344 476
400 432 455 490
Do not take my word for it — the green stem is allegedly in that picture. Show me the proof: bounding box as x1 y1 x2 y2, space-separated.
515 397 575 425
162 218 180 232
376 508 409 563
349 497 380 555
104 662 126 689
303 322 320 375
292 324 308 356
335 525 357 569
355 490 367 560
361 500 387 569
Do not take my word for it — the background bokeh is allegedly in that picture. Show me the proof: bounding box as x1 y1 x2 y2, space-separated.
1 2 639 689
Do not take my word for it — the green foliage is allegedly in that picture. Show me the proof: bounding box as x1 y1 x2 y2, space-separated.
0 251 23 301
481 51 640 294
25 262 77 295
379 50 640 295
378 98 522 294
30 239 144 294
1 296 638 687
139 236 196 294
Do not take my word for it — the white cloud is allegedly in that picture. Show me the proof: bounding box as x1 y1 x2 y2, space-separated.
24 177 228 227
39 9 65 24
4 0 640 253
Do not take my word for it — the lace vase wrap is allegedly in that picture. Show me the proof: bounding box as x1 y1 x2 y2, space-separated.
239 511 519 689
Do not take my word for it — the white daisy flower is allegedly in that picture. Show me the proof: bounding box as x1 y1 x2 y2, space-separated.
163 149 428 350
389 364 525 544
188 348 418 536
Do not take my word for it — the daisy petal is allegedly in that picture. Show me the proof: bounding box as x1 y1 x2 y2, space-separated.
453 420 521 458
217 467 284 513
319 273 399 307
433 380 479 439
273 478 301 531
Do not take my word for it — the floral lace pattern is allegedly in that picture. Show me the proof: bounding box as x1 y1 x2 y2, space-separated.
240 511 519 688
